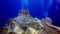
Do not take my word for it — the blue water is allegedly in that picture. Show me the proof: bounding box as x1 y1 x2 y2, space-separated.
0 0 60 26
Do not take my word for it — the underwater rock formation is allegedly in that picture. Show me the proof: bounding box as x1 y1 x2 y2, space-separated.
2 9 60 34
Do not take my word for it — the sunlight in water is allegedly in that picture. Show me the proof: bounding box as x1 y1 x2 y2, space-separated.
39 0 53 17
21 0 29 9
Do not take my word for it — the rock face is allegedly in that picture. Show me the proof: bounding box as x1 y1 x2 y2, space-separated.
2 9 60 34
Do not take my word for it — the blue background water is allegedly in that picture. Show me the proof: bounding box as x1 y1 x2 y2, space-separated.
0 0 60 26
